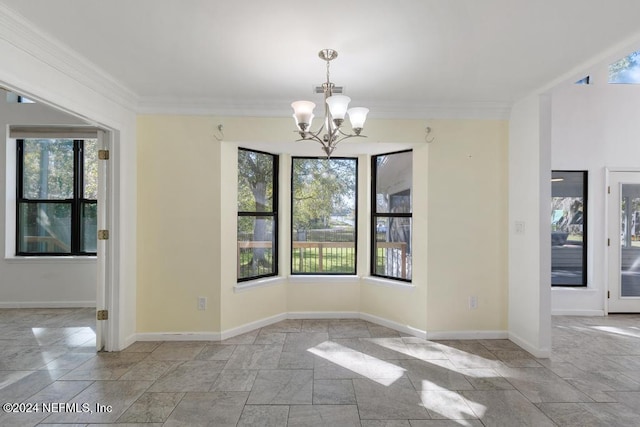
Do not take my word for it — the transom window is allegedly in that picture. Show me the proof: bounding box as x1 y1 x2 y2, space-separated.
609 50 640 84
291 157 357 275
16 138 97 255
371 150 412 281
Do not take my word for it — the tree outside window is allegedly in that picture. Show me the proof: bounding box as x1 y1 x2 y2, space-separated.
291 157 357 275
17 138 97 255
237 148 278 281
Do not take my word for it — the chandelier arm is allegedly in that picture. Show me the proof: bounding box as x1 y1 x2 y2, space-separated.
295 133 325 146
305 122 326 140
332 133 368 146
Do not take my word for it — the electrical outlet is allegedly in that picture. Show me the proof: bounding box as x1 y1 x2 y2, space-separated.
469 296 478 310
197 297 207 311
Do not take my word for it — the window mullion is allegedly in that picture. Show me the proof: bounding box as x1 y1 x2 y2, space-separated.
70 140 82 253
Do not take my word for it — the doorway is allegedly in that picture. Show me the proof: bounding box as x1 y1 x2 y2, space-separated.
607 171 640 312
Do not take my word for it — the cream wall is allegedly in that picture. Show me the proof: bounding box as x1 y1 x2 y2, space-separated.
136 115 509 338
137 116 221 332
426 120 509 333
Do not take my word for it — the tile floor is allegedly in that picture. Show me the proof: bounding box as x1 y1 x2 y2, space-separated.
1 309 640 426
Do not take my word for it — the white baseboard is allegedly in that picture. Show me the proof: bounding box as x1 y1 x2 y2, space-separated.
359 312 427 339
551 309 605 316
130 312 521 351
0 301 95 308
508 331 550 358
123 333 138 349
426 330 508 340
220 312 288 341
288 311 360 320
136 331 222 341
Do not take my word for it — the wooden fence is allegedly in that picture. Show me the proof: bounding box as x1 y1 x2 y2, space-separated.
238 240 408 278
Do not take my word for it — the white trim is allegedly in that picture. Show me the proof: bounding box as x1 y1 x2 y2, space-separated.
136 97 511 120
361 276 415 291
552 287 599 293
4 256 97 264
288 275 360 284
0 301 95 308
123 333 137 349
288 311 360 320
360 312 427 339
220 312 288 341
508 331 551 358
0 3 137 109
426 330 508 340
551 310 605 316
234 276 286 293
128 311 533 350
136 331 221 342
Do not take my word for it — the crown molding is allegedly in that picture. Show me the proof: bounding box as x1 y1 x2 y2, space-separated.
0 4 512 121
137 96 512 120
0 3 138 110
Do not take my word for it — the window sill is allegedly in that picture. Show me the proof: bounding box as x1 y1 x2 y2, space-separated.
234 276 286 293
362 276 415 290
4 256 97 264
288 275 361 284
552 286 597 292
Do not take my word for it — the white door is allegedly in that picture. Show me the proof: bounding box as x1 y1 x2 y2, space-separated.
608 171 640 312
95 130 109 350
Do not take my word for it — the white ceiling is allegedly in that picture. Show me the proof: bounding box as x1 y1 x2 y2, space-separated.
3 0 640 118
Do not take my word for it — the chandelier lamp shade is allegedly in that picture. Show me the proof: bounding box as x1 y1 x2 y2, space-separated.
291 49 369 157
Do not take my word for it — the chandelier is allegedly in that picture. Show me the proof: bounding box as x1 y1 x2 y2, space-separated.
291 49 369 157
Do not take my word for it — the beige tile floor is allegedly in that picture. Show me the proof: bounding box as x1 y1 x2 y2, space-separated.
1 308 640 426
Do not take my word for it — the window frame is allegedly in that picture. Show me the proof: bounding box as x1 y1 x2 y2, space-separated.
370 149 413 283
237 147 279 282
551 170 588 287
290 156 358 276
16 138 97 256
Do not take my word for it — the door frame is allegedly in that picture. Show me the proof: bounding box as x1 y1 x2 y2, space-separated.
605 167 640 314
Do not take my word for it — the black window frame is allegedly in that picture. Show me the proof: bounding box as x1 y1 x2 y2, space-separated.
237 147 279 282
16 138 97 256
551 170 588 287
371 149 413 283
290 156 358 276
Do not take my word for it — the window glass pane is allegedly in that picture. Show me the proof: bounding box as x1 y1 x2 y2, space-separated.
238 216 275 279
551 171 586 285
292 158 357 274
619 184 640 296
609 50 640 84
18 202 71 253
22 139 74 199
81 202 97 253
238 149 274 212
83 139 98 199
374 217 412 280
375 151 412 214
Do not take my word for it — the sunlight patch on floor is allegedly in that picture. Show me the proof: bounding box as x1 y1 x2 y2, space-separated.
308 341 405 386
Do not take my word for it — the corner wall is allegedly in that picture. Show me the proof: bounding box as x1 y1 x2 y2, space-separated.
508 94 552 357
